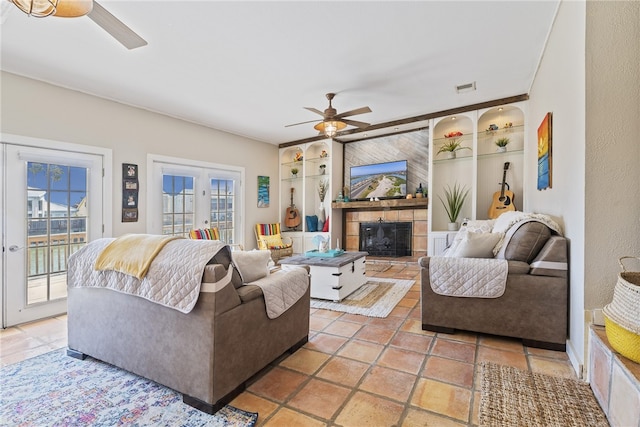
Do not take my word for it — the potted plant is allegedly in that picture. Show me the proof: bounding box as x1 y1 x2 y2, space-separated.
495 137 510 152
290 167 299 178
438 183 469 231
437 138 471 159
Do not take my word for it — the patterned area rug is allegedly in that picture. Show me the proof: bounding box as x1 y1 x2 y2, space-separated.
310 277 414 317
479 362 609 427
0 349 258 426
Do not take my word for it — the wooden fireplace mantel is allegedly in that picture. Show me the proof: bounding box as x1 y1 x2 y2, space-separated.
332 197 428 211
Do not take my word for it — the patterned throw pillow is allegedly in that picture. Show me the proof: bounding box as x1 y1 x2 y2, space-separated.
465 219 495 234
189 228 220 240
260 234 286 249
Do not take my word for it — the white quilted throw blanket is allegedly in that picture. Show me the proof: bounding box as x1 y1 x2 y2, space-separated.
249 267 309 319
429 257 508 298
68 238 227 313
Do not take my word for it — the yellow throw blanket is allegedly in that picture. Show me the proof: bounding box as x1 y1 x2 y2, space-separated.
95 234 182 279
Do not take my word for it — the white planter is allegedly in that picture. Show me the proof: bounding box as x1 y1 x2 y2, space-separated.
496 146 507 153
446 151 456 159
447 222 459 231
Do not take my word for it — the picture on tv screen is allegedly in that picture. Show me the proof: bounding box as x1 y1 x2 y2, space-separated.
350 160 407 200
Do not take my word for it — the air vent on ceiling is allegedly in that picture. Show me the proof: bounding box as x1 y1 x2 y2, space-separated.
456 81 476 93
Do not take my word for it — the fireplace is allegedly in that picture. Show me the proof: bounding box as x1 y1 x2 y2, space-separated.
359 221 412 257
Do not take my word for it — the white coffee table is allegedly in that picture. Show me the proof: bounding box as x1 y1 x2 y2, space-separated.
279 251 368 301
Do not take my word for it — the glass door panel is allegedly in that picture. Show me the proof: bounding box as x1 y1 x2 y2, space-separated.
4 144 103 327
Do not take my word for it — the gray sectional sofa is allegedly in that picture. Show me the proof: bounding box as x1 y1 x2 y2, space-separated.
67 246 310 414
420 221 569 351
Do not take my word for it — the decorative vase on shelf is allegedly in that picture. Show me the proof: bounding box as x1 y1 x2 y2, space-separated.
317 205 326 231
447 152 456 159
447 222 459 231
319 164 326 175
497 146 507 153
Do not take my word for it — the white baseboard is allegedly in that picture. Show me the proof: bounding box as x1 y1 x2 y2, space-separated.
592 308 605 326
566 338 584 380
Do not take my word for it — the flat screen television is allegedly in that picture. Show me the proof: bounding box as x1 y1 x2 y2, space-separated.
350 160 407 200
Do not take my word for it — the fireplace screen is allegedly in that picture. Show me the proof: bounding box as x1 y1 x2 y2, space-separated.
359 221 412 257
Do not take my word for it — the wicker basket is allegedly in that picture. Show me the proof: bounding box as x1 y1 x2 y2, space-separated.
604 314 640 363
604 256 640 334
602 256 640 363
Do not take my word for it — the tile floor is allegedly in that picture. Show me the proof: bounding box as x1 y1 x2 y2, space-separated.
0 261 577 426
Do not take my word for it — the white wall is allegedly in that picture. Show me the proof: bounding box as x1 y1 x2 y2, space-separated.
1 72 281 248
529 0 640 374
584 1 640 310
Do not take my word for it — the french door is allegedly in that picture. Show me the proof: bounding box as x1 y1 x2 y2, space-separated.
2 143 105 327
148 156 244 245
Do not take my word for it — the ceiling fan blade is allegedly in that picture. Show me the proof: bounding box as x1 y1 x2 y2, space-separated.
303 107 325 117
88 2 147 50
335 106 372 119
285 119 320 128
342 118 370 129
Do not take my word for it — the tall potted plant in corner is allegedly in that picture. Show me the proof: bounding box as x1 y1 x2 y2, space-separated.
438 183 469 231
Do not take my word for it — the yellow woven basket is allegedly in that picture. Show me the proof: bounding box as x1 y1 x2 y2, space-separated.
604 315 640 364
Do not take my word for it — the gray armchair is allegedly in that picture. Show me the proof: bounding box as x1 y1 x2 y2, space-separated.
420 221 568 351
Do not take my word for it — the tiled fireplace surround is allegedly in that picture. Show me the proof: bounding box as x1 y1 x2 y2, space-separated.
343 207 428 257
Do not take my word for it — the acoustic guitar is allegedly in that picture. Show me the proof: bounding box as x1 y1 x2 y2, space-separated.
488 162 516 219
285 187 301 229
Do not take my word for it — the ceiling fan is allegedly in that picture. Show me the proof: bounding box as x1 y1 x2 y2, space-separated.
286 93 372 137
9 0 147 49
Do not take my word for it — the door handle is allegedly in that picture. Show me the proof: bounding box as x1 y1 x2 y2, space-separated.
9 245 23 252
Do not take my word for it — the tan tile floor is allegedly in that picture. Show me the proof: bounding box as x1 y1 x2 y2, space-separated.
0 261 577 426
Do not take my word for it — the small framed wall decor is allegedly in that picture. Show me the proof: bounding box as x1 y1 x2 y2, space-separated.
258 175 270 208
537 112 552 190
122 163 139 222
122 208 138 222
123 163 138 179
123 190 138 208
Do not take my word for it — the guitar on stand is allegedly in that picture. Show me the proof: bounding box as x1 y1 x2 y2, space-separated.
488 162 516 219
285 187 301 230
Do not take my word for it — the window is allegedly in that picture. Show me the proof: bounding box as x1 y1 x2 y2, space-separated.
162 175 194 237
210 178 236 244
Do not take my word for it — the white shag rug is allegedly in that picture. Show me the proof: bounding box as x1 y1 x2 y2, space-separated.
310 277 414 318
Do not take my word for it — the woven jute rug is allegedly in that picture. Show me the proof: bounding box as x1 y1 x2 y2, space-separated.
309 277 414 317
479 362 609 427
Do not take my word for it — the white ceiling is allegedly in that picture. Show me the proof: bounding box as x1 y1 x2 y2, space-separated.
1 0 559 145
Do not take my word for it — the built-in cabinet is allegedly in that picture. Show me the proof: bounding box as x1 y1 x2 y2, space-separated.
279 140 343 254
428 102 526 255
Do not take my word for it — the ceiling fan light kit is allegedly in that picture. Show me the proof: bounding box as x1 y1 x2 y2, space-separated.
53 0 92 17
11 0 57 17
10 0 92 17
314 120 347 138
